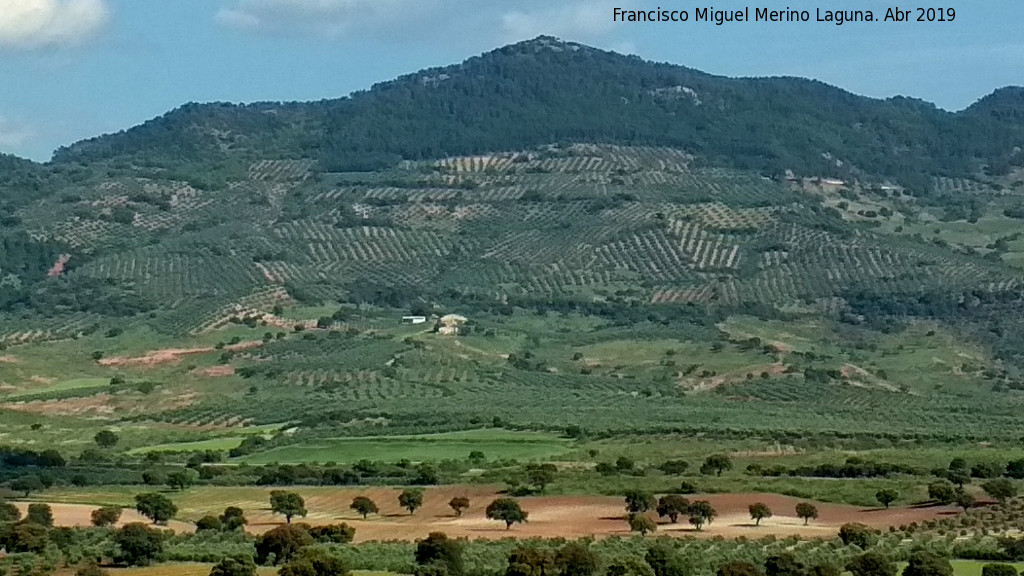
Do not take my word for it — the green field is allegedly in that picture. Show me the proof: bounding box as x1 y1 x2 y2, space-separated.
950 562 1024 576
128 437 248 454
3 377 110 399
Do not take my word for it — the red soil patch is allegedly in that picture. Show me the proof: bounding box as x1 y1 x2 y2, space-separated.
47 254 71 278
99 341 263 367
15 502 193 533
5 390 198 417
4 394 118 416
199 487 958 542
197 365 235 377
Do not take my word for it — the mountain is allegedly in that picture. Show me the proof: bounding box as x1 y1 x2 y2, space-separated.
3 37 1024 439
45 37 1023 191
0 37 1022 361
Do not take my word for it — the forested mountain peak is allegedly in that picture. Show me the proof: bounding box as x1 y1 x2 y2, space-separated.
23 37 1017 191
967 86 1024 116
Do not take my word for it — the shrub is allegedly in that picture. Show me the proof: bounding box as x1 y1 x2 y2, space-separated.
982 565 1019 576
91 506 122 527
839 523 876 549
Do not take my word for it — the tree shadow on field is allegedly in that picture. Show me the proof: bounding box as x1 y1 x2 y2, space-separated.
600 515 628 521
248 521 285 528
467 526 522 534
657 525 703 533
384 513 408 518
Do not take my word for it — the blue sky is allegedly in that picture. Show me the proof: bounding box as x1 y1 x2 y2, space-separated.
1 0 1022 162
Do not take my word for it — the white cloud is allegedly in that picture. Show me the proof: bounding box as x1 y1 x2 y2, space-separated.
216 0 443 38
500 1 618 43
0 0 109 50
214 0 631 50
0 117 34 149
216 8 261 30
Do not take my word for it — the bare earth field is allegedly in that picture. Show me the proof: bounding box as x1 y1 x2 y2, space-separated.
31 487 959 542
15 502 194 532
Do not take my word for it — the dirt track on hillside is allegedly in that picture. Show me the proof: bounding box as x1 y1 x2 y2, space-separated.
98 341 264 367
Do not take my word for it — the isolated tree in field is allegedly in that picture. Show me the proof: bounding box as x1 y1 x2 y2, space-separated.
659 460 690 475
748 502 772 526
982 565 1018 576
0 501 21 523
875 489 898 509
91 506 122 527
839 523 876 549
656 494 690 523
624 489 656 513
688 500 717 531
982 478 1018 503
526 464 557 492
955 490 977 511
10 475 43 498
350 495 379 519
134 493 177 524
114 522 165 566
196 515 223 531
255 524 314 565
717 561 764 576
270 491 307 524
26 503 54 527
628 513 657 536
701 454 733 476
220 506 248 530
94 430 119 448
486 497 528 529
167 470 196 491
795 502 818 525
308 523 355 544
765 553 805 576
399 488 424 514
928 481 957 505
209 555 257 576
846 553 896 576
415 531 464 576
902 550 952 576
449 496 470 516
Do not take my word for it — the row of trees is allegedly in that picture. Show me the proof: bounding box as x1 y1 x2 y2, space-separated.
266 490 473 522
624 494 820 535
